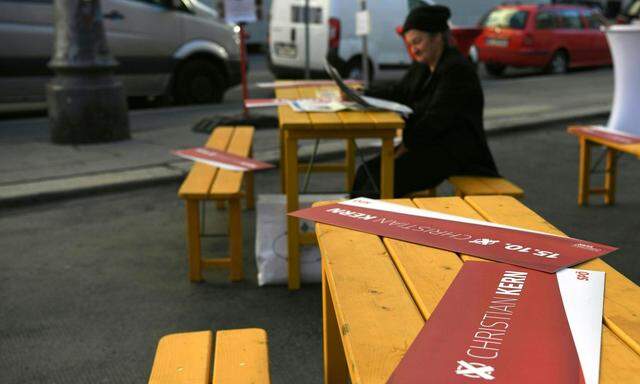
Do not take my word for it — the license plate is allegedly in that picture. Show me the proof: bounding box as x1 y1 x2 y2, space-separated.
275 43 297 58
486 38 508 47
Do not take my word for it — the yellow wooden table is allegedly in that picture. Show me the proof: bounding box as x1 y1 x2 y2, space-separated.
276 85 404 290
568 125 640 205
316 196 640 384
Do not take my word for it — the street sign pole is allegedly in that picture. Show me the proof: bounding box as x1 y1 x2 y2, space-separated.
239 23 249 117
358 0 370 89
304 0 310 79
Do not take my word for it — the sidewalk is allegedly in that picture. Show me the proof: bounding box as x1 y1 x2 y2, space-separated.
0 90 610 206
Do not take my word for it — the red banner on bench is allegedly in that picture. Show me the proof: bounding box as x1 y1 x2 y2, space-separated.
570 126 640 144
173 147 275 172
289 198 616 273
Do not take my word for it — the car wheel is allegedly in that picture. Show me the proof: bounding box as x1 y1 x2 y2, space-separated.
174 59 226 104
546 51 569 75
485 63 506 77
344 57 374 82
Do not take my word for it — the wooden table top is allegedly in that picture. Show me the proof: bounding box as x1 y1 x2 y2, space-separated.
316 196 640 383
275 85 404 131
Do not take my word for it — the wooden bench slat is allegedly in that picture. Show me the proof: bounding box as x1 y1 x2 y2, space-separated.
178 128 234 199
449 176 524 197
463 195 640 378
148 331 212 384
316 221 424 384
365 111 405 129
336 110 376 129
382 199 463 317
210 127 255 196
212 328 271 384
599 327 640 383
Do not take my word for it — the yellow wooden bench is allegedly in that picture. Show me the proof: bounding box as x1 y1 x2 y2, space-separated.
148 328 270 384
568 125 640 205
178 126 255 282
410 176 524 198
316 196 639 383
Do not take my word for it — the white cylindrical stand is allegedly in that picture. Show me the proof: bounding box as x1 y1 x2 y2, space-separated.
606 25 640 135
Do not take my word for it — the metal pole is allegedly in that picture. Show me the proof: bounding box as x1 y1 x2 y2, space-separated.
239 23 249 117
304 0 310 79
47 0 129 144
360 0 369 89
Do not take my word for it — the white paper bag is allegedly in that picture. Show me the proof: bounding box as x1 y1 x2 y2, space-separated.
255 194 346 286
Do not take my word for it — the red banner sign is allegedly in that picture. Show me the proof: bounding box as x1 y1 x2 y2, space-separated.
571 126 640 144
388 262 603 383
244 98 290 108
173 147 274 172
290 199 616 273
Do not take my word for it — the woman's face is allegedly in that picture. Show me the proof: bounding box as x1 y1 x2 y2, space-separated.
404 29 441 65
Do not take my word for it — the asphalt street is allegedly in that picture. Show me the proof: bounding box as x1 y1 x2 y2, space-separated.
1 116 639 383
0 53 613 123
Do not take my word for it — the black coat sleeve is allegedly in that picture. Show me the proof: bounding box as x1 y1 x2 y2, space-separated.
402 63 482 151
365 62 426 104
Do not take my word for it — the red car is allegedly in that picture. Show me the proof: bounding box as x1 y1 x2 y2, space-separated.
475 4 611 76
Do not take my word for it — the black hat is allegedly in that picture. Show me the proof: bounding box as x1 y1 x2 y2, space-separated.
402 5 451 34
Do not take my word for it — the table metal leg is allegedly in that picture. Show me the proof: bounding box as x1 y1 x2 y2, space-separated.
323 264 348 384
380 138 395 199
285 133 301 290
346 139 356 192
604 148 618 205
578 138 592 206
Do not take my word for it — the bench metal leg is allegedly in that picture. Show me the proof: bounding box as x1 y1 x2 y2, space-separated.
228 198 243 281
604 148 618 205
185 199 203 282
578 138 592 206
323 264 349 384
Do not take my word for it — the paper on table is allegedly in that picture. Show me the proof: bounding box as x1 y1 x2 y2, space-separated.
556 268 605 384
287 99 351 112
361 95 414 115
256 79 362 88
244 98 290 108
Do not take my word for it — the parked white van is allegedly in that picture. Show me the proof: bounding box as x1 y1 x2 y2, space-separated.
0 0 241 104
268 0 436 80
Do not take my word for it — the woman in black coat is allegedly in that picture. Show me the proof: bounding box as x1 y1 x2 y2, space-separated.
351 5 499 198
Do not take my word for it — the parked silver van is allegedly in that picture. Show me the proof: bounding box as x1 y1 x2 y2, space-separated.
0 0 241 104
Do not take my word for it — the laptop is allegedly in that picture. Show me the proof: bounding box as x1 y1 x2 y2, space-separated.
324 60 413 115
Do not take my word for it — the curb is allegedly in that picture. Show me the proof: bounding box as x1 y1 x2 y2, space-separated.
0 107 609 208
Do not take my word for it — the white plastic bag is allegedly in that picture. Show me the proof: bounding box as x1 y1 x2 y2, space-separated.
255 194 346 286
